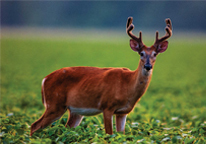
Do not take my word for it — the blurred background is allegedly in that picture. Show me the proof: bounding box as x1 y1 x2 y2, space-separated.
1 1 206 33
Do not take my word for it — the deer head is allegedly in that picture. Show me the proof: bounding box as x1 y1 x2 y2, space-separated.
126 17 172 71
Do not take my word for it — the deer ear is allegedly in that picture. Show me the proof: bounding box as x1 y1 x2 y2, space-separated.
157 41 168 53
130 39 140 52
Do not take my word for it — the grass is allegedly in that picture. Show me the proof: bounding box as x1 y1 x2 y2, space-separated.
1 32 206 143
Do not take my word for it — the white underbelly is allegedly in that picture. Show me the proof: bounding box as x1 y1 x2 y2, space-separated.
68 107 102 116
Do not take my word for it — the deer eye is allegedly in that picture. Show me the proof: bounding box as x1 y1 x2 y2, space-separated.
154 53 157 57
140 52 144 57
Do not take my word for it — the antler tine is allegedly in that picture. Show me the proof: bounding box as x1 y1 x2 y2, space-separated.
126 17 143 46
126 17 133 28
155 18 172 46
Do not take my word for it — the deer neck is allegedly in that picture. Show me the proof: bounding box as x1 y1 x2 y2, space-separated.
131 61 153 103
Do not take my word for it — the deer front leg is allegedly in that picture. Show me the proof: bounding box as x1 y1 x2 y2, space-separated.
103 110 114 134
116 114 127 133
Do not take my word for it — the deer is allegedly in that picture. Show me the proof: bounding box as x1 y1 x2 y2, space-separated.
30 17 172 136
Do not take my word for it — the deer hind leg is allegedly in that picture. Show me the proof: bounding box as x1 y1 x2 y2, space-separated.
65 109 83 128
30 106 66 136
116 114 127 133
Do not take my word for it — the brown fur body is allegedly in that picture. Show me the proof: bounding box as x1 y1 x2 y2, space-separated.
44 64 151 114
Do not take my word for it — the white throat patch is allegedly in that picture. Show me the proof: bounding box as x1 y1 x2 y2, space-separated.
142 68 152 76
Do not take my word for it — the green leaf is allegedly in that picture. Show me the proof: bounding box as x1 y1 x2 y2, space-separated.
16 129 24 135
161 137 171 142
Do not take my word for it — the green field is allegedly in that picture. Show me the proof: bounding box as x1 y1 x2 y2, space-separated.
1 32 206 143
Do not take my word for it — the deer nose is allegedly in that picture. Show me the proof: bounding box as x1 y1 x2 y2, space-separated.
144 64 152 71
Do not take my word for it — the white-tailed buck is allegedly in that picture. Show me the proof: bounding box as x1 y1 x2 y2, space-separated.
30 17 172 136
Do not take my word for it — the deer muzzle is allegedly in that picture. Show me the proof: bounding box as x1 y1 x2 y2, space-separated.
144 56 152 71
144 64 152 71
